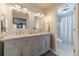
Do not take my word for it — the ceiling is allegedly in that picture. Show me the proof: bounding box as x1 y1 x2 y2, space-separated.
33 3 64 11
8 3 64 13
34 3 53 9
9 3 53 10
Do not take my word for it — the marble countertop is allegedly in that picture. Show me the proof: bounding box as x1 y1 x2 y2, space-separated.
0 32 51 41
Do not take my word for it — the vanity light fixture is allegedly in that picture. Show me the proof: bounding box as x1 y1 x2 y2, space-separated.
31 12 35 16
39 14 44 17
22 10 26 13
37 13 41 16
22 8 28 13
15 5 21 12
12 5 29 13
33 13 37 16
26 11 30 14
11 6 16 10
15 5 21 9
33 12 44 17
23 8 28 11
11 4 43 16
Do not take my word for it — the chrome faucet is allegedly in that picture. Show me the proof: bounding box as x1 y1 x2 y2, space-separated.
16 31 21 35
16 31 25 35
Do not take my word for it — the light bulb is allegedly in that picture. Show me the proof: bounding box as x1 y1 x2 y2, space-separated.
37 13 40 16
39 14 44 17
23 8 27 11
15 5 21 9
27 11 29 13
33 13 37 16
11 6 16 9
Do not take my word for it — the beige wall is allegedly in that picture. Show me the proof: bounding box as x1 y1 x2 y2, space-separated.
0 4 8 37
42 4 64 51
0 4 43 37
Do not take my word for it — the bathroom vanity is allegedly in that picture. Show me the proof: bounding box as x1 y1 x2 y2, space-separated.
0 33 51 56
0 5 51 56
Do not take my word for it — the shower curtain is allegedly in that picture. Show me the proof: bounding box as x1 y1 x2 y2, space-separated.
59 15 73 45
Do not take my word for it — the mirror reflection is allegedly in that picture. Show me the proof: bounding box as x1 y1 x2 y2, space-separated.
0 14 6 32
34 16 41 32
12 10 29 30
13 17 27 29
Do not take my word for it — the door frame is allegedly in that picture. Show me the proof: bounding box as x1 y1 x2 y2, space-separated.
73 4 79 56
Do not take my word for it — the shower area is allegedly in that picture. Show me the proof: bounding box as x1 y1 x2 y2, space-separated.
56 4 75 56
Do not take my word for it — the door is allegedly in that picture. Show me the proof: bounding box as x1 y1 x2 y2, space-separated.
73 4 79 55
56 4 75 56
32 37 41 56
40 36 46 53
40 35 48 53
6 47 20 56
44 34 51 50
20 39 31 56
22 45 30 56
22 40 31 56
56 14 74 56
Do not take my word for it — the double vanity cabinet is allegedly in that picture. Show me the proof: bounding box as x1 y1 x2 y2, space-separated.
0 33 51 56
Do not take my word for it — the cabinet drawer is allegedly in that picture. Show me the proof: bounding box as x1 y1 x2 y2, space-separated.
4 39 20 50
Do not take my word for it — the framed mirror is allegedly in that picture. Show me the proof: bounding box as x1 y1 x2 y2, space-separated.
12 9 29 29
34 16 41 32
0 14 7 32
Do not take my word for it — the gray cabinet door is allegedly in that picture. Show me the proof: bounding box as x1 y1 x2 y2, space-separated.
44 34 51 50
22 39 31 56
32 37 42 56
31 35 51 56
40 34 51 53
22 45 30 56
6 47 20 56
39 36 46 54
